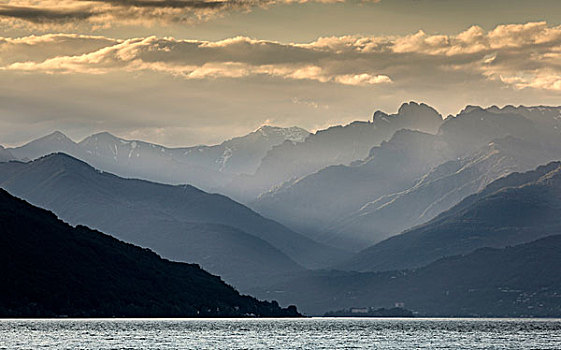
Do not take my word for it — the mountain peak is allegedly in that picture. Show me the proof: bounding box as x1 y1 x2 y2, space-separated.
458 105 485 116
397 101 421 113
398 101 441 117
35 130 74 144
7 131 79 161
371 102 442 133
372 110 389 122
254 125 309 143
81 131 120 142
36 152 94 171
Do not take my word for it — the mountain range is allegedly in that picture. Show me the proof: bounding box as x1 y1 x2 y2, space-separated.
247 161 561 314
251 105 561 251
327 136 561 250
253 129 452 246
7 126 309 193
340 160 561 272
0 188 299 317
227 102 443 201
0 153 347 291
251 234 561 316
3 102 561 317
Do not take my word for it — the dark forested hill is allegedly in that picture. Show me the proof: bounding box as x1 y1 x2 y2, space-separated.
252 235 561 317
0 189 299 318
0 154 349 291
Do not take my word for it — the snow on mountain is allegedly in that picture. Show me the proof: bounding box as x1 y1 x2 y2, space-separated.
9 131 83 161
6 126 309 192
226 102 444 202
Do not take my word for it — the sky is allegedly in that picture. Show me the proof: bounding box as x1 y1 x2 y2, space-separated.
1 0 561 146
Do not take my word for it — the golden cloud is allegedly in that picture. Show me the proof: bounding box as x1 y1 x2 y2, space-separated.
2 22 561 90
0 0 379 29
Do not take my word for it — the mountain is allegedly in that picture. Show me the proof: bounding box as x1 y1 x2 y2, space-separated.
339 161 561 272
226 102 443 201
0 146 14 162
8 130 84 161
484 105 561 131
251 105 561 251
0 189 299 318
7 126 309 192
251 235 561 317
329 136 561 248
214 125 310 175
253 129 453 249
0 154 348 290
79 126 309 178
438 106 543 156
76 131 232 191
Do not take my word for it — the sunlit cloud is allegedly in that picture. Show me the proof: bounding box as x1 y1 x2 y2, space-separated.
1 35 393 86
0 0 380 30
2 21 561 90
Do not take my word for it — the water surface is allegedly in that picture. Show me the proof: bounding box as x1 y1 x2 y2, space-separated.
1 318 560 349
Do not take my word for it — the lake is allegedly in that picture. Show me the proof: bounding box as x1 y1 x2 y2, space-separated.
1 318 560 349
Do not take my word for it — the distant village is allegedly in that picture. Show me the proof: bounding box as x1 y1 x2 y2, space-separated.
324 305 413 317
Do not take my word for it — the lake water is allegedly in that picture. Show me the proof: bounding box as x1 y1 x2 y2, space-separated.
1 318 560 349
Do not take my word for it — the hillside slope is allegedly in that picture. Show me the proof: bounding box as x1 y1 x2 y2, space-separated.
340 161 561 272
0 154 349 290
0 189 299 318
330 136 561 249
252 235 561 317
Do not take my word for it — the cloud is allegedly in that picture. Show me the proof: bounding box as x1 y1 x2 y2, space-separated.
1 35 393 86
0 0 377 29
0 34 119 65
0 5 95 23
2 21 561 90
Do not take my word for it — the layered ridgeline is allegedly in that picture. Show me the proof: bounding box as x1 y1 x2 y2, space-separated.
0 146 14 162
4 104 561 252
0 189 299 318
228 102 443 201
329 136 561 250
6 126 310 193
253 130 452 248
251 235 561 317
253 105 561 251
251 160 561 315
340 161 561 272
0 154 348 291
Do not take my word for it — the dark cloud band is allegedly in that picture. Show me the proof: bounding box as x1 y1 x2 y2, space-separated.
0 5 95 24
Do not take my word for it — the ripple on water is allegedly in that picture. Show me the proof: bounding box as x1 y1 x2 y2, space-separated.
1 318 560 350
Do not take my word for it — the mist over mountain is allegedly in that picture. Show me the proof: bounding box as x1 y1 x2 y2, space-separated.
253 129 452 246
8 131 80 161
4 0 561 327
0 189 299 318
251 235 561 317
227 102 443 201
339 161 561 272
0 154 347 291
2 102 561 318
5 103 561 255
7 126 309 193
329 136 561 249
252 105 561 251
